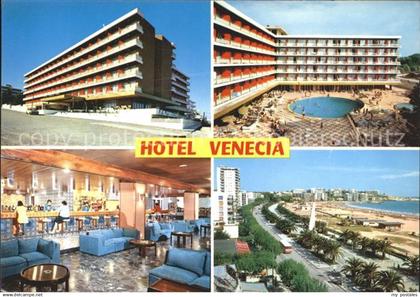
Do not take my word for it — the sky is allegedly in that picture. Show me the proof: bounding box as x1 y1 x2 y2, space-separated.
230 0 420 57
214 150 420 197
1 0 210 115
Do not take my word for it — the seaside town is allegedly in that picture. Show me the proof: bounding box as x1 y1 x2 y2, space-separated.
214 164 419 293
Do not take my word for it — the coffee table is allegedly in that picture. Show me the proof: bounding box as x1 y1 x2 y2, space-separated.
148 279 203 292
170 231 193 248
130 239 157 257
20 264 70 292
200 224 211 237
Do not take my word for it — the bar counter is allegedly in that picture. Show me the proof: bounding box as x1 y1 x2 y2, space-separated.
1 210 119 219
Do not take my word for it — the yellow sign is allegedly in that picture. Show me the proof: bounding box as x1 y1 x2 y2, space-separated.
135 138 290 158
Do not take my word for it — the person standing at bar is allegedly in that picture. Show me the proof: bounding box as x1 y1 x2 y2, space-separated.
50 201 70 233
45 199 53 211
16 201 28 235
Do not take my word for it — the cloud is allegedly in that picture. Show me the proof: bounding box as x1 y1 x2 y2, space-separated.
380 171 420 180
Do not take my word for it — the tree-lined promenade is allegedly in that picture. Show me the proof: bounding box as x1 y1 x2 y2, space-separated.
260 193 419 292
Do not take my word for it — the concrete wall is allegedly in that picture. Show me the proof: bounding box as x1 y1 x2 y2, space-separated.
154 36 174 100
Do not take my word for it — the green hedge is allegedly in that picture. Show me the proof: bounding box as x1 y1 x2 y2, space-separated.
277 259 328 292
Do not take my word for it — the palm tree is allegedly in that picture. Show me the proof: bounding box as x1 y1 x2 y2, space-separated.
339 229 353 245
359 237 371 255
402 256 420 275
357 262 380 291
349 231 361 250
324 241 342 263
378 240 392 259
369 238 381 258
377 270 405 292
342 257 365 280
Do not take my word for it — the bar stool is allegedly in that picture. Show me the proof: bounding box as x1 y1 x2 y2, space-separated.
91 216 99 229
104 216 112 228
83 217 92 231
97 216 105 229
57 219 70 235
38 218 52 237
76 217 84 231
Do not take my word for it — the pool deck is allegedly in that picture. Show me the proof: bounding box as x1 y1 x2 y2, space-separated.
214 87 410 147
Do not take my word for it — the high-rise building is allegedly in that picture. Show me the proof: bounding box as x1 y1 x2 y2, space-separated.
216 166 240 223
23 8 190 115
213 1 401 118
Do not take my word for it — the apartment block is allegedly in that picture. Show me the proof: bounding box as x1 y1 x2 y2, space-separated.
216 166 240 224
213 1 401 118
23 9 190 115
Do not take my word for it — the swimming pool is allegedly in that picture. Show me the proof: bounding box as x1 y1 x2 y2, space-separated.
289 96 363 119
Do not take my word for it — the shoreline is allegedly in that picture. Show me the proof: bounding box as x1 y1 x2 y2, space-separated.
344 201 420 219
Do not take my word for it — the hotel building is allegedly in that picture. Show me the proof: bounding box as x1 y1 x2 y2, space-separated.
23 9 192 116
216 166 240 224
213 1 401 118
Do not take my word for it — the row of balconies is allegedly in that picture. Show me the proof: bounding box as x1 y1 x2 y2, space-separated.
214 15 276 47
276 69 398 74
25 38 144 89
214 81 275 105
171 87 188 98
278 41 399 48
24 71 142 100
278 76 399 82
214 58 399 67
214 70 276 86
277 51 398 57
25 23 144 83
24 54 143 95
172 80 189 92
215 38 275 56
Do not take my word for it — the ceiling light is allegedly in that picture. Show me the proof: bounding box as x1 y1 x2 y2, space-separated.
179 164 188 168
62 168 71 173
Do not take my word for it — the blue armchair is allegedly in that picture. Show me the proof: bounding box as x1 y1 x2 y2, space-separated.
172 221 194 233
149 248 210 291
189 218 210 232
79 228 139 256
146 222 172 241
0 238 60 279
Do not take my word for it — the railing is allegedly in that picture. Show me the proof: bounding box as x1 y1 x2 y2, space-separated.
214 15 276 47
215 38 275 56
25 38 143 90
25 23 144 83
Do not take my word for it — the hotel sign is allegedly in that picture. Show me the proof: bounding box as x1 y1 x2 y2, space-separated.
135 137 290 158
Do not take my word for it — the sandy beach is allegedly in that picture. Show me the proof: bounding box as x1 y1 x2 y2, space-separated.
285 201 420 256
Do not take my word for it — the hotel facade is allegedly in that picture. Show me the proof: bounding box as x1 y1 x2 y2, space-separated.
23 9 192 116
213 1 401 118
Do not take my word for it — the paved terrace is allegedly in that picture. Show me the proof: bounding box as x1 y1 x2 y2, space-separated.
214 87 410 147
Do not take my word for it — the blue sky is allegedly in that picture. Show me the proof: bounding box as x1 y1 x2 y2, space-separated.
214 150 420 197
1 0 210 115
230 0 420 57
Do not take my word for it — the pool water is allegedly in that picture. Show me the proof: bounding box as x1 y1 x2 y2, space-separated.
289 96 363 119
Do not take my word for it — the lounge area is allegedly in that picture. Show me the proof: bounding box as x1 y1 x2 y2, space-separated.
0 150 211 292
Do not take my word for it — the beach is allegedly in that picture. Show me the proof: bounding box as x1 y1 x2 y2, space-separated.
286 201 420 256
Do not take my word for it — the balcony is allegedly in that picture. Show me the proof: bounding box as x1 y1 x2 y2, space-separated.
25 38 143 90
214 70 276 87
213 15 276 47
214 38 276 56
172 80 189 92
24 54 143 95
25 23 144 83
171 87 188 98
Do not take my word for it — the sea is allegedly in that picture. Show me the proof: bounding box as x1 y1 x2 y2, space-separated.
347 200 420 216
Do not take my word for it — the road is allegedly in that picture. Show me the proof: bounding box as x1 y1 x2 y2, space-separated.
265 203 419 292
253 205 347 292
1 109 193 146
